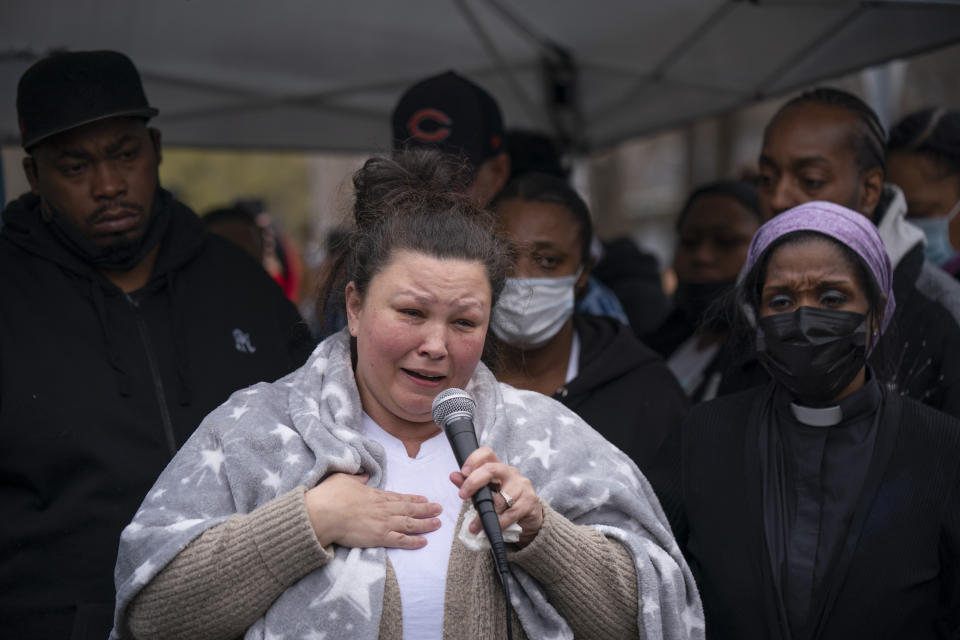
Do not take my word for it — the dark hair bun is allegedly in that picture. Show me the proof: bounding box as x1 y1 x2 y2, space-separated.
353 150 475 230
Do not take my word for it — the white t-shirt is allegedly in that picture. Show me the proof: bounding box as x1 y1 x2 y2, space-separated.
361 413 464 639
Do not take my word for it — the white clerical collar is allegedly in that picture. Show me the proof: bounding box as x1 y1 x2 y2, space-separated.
789 403 843 427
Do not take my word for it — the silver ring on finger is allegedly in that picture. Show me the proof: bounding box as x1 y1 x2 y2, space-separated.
498 490 515 509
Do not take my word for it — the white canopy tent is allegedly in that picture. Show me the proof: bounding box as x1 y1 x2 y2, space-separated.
3 0 960 154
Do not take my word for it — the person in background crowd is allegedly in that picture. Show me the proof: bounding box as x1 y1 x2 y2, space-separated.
392 70 511 207
202 204 265 263
645 180 762 402
888 108 960 276
310 70 511 341
310 225 351 341
112 151 703 640
721 87 960 419
256 205 304 303
591 235 673 336
504 128 630 325
505 128 568 181
675 202 960 640
0 50 314 639
491 172 688 481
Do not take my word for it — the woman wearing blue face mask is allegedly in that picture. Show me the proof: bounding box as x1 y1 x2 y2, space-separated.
888 108 960 276
491 173 688 485
668 200 960 639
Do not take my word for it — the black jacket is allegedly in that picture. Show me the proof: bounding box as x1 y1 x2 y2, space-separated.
675 384 960 640
592 237 671 337
0 191 315 639
554 313 688 481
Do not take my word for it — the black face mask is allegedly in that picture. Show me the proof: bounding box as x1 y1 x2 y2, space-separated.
45 189 170 272
674 279 736 328
756 306 868 405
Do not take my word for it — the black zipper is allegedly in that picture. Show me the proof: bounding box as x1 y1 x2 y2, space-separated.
127 295 178 458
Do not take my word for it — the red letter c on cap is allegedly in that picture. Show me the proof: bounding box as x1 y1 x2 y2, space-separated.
407 108 452 143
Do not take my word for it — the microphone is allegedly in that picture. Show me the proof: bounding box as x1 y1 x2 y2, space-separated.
432 388 514 640
431 389 509 575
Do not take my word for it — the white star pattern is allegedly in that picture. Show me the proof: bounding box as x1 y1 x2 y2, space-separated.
589 487 611 509
229 405 249 420
642 595 660 617
320 383 352 421
682 604 705 633
114 333 700 639
526 430 559 470
263 469 282 491
613 458 640 489
199 447 225 477
333 427 360 443
311 549 383 619
270 423 298 445
301 396 320 416
501 386 527 407
131 560 156 586
166 518 205 532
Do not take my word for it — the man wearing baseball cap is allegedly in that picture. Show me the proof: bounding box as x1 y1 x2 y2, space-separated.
0 50 314 638
392 70 511 205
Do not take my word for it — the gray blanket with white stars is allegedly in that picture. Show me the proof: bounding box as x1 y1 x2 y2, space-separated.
112 329 703 639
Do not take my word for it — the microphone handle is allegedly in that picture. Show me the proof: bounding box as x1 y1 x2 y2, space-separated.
445 417 510 578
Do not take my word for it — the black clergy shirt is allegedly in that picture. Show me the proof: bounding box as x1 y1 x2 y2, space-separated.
760 374 882 638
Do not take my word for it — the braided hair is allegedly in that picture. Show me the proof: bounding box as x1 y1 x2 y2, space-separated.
774 87 888 176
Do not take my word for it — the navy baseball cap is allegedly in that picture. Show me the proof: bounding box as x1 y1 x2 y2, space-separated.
392 71 504 167
17 50 158 150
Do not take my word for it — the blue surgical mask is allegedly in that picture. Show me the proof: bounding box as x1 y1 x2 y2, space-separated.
913 198 960 266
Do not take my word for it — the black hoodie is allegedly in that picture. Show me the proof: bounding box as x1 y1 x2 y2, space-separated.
0 191 314 639
554 314 688 480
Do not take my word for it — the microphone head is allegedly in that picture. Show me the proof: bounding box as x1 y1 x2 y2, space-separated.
431 388 476 427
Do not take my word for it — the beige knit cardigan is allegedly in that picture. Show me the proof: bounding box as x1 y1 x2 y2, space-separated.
125 486 639 640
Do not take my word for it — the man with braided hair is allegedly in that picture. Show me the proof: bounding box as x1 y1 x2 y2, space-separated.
725 87 960 418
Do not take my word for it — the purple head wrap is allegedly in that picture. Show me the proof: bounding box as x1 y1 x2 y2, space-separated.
742 201 896 339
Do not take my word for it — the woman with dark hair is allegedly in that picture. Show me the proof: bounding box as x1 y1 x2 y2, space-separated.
674 201 960 639
645 180 762 403
491 172 688 481
888 108 960 275
111 153 702 640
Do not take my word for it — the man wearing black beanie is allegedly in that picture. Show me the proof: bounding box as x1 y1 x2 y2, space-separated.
0 50 314 639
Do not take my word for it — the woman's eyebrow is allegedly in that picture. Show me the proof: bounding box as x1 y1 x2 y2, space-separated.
761 284 794 294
